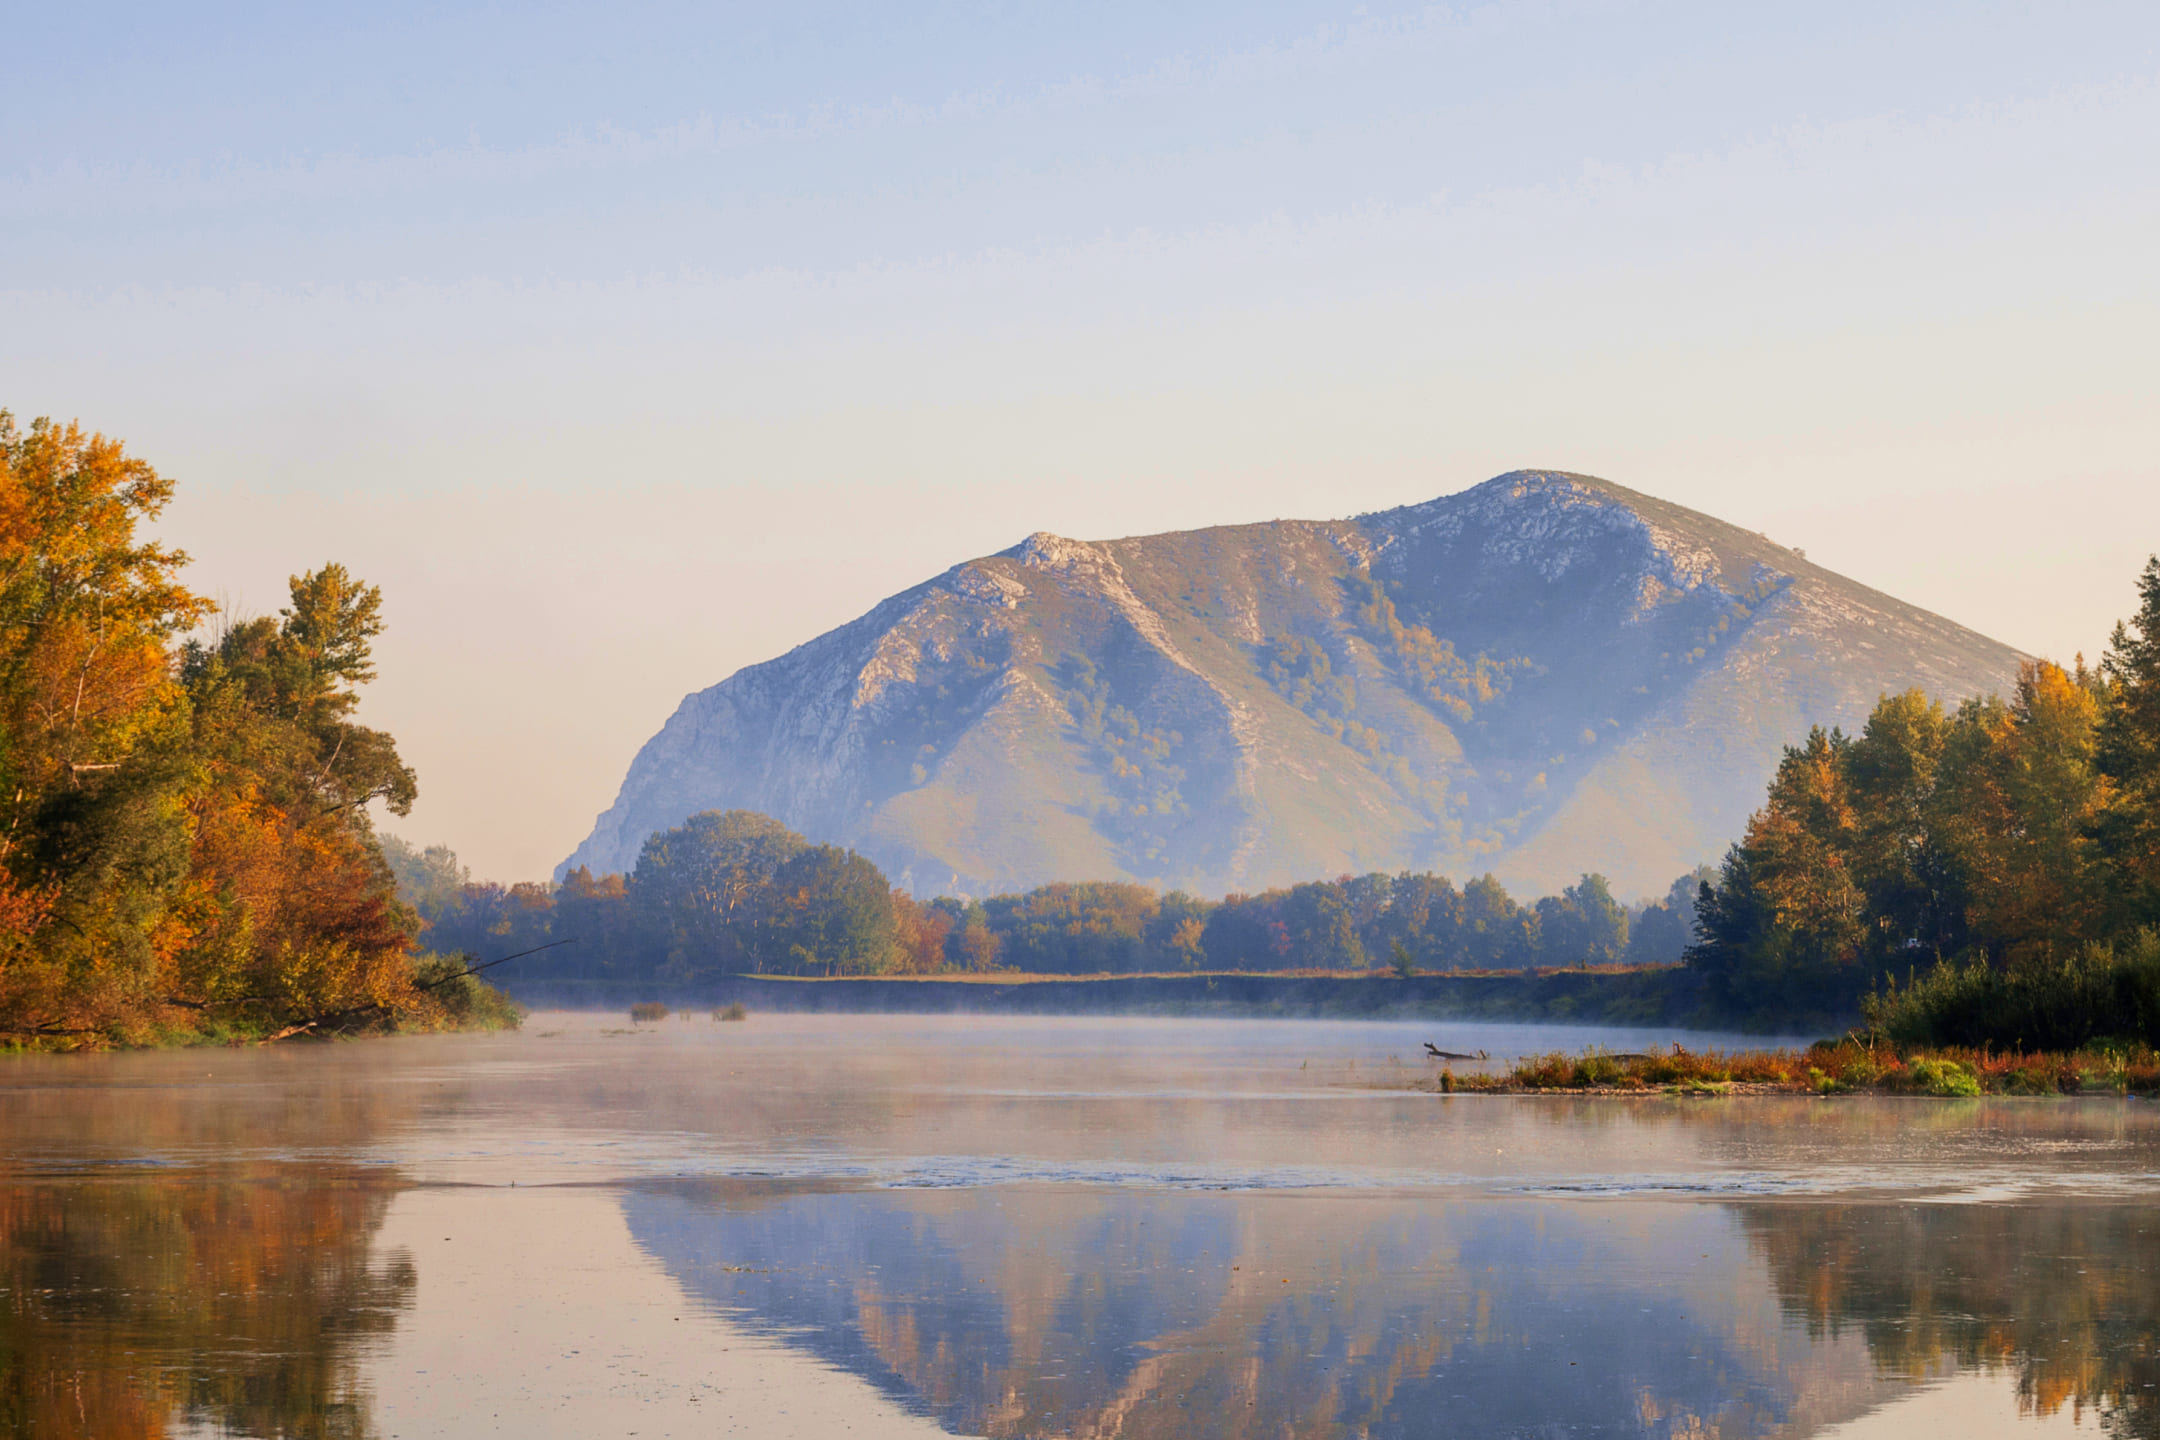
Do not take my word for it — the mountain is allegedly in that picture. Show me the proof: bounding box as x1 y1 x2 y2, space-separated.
563 470 2024 900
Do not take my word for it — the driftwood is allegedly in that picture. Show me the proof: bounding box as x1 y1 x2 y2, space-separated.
1424 1042 1490 1061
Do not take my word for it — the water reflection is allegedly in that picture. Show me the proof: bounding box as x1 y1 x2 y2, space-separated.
1749 1205 2160 1437
629 1183 2160 1438
3 1019 2158 1437
626 1184 1868 1437
0 1171 412 1439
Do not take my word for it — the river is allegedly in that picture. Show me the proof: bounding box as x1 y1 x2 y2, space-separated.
3 1012 2155 1437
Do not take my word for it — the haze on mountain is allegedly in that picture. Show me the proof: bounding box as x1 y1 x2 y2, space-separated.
564 471 2021 901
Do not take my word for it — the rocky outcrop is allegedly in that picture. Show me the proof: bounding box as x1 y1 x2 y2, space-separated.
563 471 2025 899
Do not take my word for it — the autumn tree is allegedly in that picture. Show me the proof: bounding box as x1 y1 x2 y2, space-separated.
766 845 896 975
1533 873 1628 965
889 889 954 974
166 566 423 1028
1843 690 1956 961
1931 663 2110 964
0 412 477 1043
0 413 208 1033
1370 872 1463 969
629 810 809 977
947 900 1002 971
1460 874 1537 970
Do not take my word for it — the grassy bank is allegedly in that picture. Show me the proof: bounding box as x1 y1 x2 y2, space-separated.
1416 1040 2160 1097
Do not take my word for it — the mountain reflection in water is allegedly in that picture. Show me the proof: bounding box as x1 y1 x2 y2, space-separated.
628 1183 2160 1440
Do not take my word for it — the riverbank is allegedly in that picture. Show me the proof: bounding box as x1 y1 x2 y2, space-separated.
502 965 1786 1028
1412 1040 2160 1097
2 959 523 1052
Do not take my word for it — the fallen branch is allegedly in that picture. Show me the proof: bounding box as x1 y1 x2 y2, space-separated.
1425 1042 1490 1061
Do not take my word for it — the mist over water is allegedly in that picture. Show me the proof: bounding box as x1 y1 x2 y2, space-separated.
4 1014 2156 1436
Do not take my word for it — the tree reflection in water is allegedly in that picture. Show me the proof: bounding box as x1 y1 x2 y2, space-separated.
0 1170 412 1439
1745 1203 2160 1438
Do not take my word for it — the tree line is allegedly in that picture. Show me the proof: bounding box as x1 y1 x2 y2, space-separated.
392 810 1716 987
1688 556 2160 1037
0 412 510 1045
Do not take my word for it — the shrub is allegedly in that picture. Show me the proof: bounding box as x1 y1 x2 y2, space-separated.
405 953 524 1032
2002 1061 2070 1096
1512 1052 1578 1089
1903 1057 1981 1097
629 1002 670 1024
1863 933 2160 1052
714 1002 748 1022
1806 1067 1848 1095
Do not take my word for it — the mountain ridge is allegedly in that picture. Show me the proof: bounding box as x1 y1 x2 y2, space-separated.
564 471 2024 899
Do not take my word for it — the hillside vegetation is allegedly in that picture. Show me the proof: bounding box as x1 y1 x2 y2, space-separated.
0 412 515 1047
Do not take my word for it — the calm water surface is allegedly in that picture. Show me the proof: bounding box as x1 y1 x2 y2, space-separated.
3 1012 2156 1438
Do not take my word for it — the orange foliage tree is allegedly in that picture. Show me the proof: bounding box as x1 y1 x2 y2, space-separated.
0 411 473 1045
0 413 209 1035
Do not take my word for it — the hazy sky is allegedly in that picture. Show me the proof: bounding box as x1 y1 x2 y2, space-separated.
6 1 2158 881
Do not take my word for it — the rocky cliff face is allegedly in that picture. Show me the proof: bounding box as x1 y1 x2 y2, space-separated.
563 471 2024 899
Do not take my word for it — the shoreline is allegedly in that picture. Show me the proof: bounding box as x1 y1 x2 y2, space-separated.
498 965 1806 1031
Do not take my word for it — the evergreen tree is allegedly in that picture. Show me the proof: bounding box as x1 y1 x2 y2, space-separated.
2097 557 2160 927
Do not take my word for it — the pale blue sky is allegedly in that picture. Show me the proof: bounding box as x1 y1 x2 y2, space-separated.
6 2 2158 881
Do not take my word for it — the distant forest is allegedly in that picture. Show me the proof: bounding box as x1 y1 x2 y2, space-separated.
393 817 1710 985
